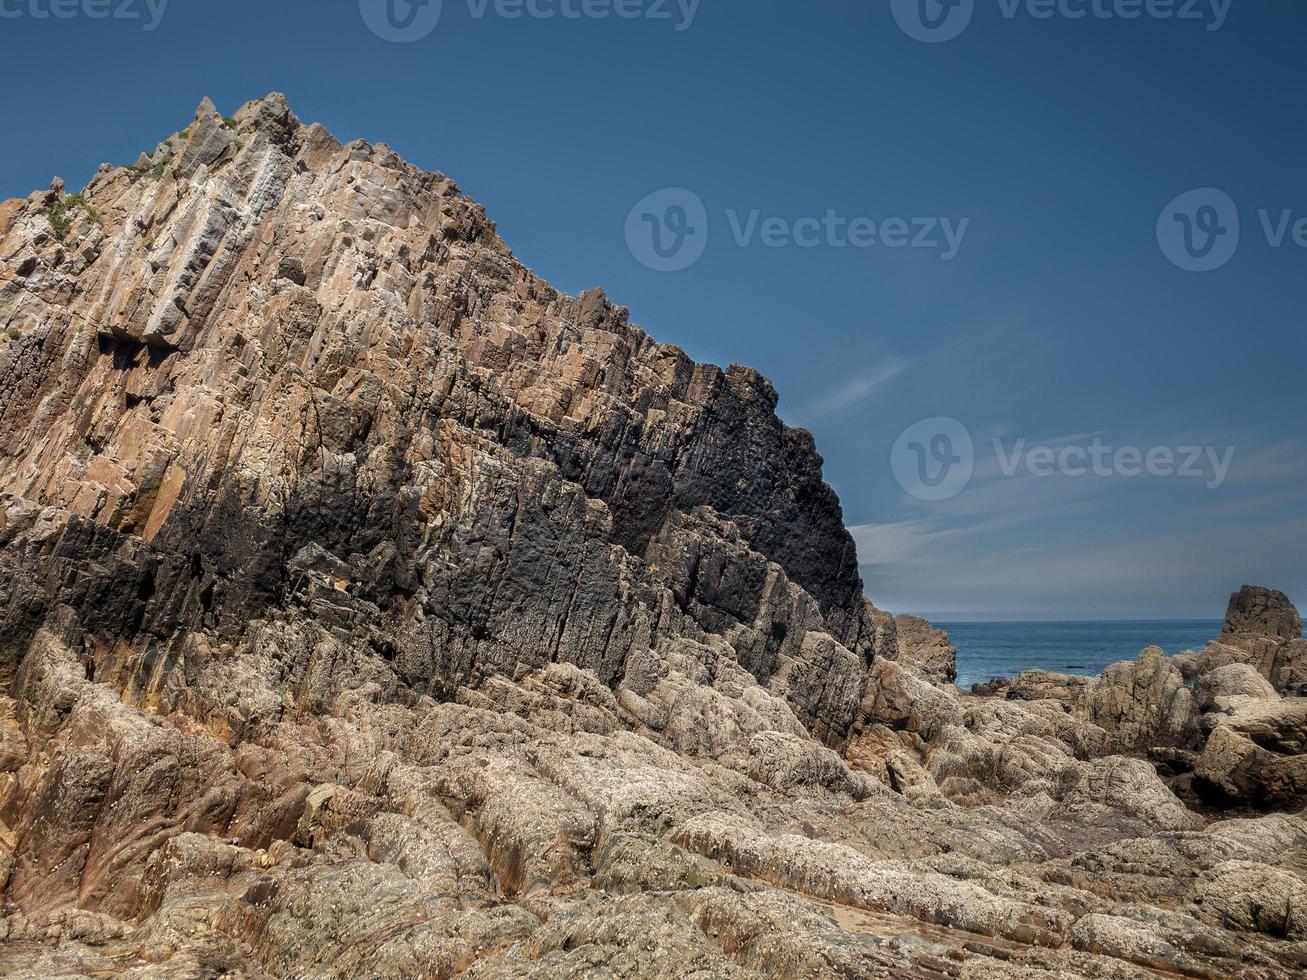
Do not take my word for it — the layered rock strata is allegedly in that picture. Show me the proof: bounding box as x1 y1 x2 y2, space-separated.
1 97 1304 978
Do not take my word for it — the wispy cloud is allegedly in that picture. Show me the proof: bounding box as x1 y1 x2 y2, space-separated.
1219 438 1307 487
788 355 914 424
848 520 970 566
857 515 1307 622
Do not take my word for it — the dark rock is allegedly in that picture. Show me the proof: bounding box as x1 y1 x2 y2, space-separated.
1223 585 1304 641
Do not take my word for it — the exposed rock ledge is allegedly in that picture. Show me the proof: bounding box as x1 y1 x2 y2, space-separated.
1 97 1305 978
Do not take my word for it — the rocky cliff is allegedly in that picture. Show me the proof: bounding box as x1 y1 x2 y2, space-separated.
1 96 1305 978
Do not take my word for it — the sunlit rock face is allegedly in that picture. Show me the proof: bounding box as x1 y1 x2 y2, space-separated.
1 97 1304 978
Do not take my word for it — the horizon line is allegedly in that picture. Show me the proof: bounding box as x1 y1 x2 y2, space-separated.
920 617 1226 625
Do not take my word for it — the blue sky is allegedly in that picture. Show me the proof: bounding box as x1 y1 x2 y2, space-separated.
1 0 1303 620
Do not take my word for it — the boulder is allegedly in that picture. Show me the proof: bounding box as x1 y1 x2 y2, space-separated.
1196 723 1307 809
1195 662 1279 711
1223 585 1303 641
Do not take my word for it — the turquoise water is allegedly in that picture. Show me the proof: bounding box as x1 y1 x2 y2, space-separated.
941 621 1223 690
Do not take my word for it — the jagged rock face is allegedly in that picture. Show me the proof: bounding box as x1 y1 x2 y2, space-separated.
2 98 1306 978
0 94 884 746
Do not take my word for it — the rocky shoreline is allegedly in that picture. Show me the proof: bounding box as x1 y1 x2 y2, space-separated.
1 95 1303 978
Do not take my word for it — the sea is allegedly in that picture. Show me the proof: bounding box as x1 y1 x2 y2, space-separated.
941 620 1223 690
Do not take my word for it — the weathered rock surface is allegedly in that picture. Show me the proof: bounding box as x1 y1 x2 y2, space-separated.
1197 586 1307 694
890 614 958 685
1195 662 1278 711
1074 646 1198 755
1196 699 1307 808
972 668 1091 704
1 97 1305 978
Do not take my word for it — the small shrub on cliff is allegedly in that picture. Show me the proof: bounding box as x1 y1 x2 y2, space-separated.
46 206 72 239
45 194 103 239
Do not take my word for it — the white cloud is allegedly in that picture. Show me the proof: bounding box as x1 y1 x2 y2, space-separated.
789 355 914 424
848 520 969 566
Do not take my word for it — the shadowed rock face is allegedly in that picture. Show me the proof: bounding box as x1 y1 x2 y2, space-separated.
1 98 1305 978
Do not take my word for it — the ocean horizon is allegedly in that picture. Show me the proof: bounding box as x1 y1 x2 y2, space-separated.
940 619 1224 690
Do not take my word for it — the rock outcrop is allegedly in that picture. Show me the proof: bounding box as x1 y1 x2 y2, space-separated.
1182 587 1307 810
1 97 1305 978
1074 646 1199 755
1196 585 1307 694
890 613 957 684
